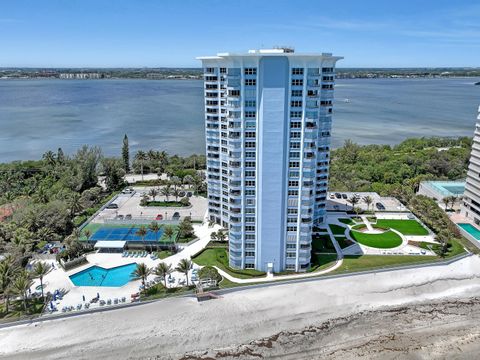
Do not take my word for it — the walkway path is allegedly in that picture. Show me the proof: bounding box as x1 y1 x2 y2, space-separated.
361 215 374 231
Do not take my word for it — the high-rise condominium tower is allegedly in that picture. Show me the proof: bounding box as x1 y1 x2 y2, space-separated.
198 48 342 273
462 105 480 225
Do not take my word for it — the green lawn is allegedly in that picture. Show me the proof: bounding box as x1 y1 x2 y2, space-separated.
312 234 336 253
350 229 403 248
334 236 353 249
338 218 355 225
156 250 173 259
192 248 266 279
145 201 189 207
332 254 438 274
309 254 338 272
375 219 429 235
329 224 347 236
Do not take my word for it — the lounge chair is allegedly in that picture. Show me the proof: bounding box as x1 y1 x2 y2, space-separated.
99 300 106 306
121 297 126 303
106 299 112 305
114 298 119 304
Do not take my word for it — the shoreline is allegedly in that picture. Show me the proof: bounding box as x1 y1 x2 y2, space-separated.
1 255 479 359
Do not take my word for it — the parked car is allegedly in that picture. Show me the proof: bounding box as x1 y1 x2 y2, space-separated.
329 194 335 199
106 203 119 209
335 192 341 199
116 214 124 220
341 193 348 199
375 202 385 210
186 192 193 197
122 188 135 194
172 212 180 220
155 214 163 221
179 191 186 197
125 214 132 220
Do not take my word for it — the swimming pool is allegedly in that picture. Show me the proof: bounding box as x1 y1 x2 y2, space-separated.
427 181 465 197
69 263 137 287
457 223 480 241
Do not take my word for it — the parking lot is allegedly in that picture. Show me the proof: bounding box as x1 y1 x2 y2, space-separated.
92 186 207 224
327 191 407 212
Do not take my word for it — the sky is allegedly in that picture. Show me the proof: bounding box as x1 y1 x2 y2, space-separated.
1 0 480 68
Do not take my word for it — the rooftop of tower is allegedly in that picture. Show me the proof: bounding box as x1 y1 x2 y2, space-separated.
197 48 343 61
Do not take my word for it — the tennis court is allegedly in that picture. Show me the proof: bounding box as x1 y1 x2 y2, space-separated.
89 226 165 242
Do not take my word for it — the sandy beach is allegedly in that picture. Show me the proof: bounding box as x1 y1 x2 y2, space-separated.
1 255 480 360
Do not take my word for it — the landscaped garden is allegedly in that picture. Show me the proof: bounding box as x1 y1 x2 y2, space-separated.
349 228 403 248
375 219 428 235
331 254 438 273
192 247 265 279
312 234 337 253
329 224 347 235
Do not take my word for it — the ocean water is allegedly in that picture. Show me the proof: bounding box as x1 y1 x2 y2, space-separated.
0 77 479 162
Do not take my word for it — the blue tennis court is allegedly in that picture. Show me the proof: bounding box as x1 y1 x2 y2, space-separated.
90 226 165 242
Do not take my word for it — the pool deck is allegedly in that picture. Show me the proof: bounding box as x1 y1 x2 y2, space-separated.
31 221 220 311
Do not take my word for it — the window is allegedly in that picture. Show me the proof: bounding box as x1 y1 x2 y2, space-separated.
289 171 299 178
322 67 334 73
244 68 257 75
245 234 255 239
288 189 299 196
289 152 300 158
245 243 255 249
246 198 255 206
245 170 255 177
245 121 256 129
245 131 256 138
205 67 215 73
245 225 255 231
245 142 256 148
292 79 303 86
291 90 302 97
287 226 297 232
290 122 301 129
286 264 296 270
292 68 304 75
245 208 255 214
287 208 298 214
291 100 302 107
245 111 256 118
286 252 296 258
289 161 300 168
245 161 256 167
229 90 240 96
245 263 255 269
290 132 301 139
245 189 255 196
290 142 300 149
288 180 299 187
245 100 256 107
290 111 302 118
245 217 255 223
245 180 255 186
245 79 256 86
287 217 297 223
245 151 256 158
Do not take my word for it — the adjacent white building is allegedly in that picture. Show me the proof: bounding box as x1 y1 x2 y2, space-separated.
198 48 342 273
461 105 480 225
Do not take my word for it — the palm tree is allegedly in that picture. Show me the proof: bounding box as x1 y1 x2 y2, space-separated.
442 197 450 210
172 188 181 202
171 176 181 191
32 262 51 302
175 259 192 286
0 255 17 313
161 184 172 202
348 195 360 213
13 270 33 313
135 225 148 250
83 229 92 241
163 225 175 251
154 262 172 287
42 151 56 166
135 151 148 181
148 221 161 253
183 175 194 190
363 195 373 212
133 263 151 294
68 192 83 217
149 188 158 201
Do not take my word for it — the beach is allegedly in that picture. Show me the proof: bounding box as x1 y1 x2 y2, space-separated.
1 255 480 359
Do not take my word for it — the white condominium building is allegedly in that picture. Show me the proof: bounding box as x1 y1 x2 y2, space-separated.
198 48 342 273
462 105 480 225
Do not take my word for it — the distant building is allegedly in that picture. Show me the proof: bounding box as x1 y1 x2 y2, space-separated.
198 48 342 273
461 105 480 225
59 73 101 79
